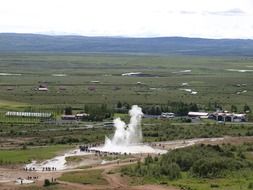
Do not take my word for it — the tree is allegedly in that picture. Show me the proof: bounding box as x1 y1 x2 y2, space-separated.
44 179 51 186
144 155 153 165
123 102 130 110
231 105 237 113
160 163 181 179
244 104 251 113
155 107 162 115
64 107 72 115
117 101 122 108
214 102 223 111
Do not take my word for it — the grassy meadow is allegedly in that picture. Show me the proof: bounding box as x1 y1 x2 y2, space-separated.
0 145 73 165
0 53 252 110
59 169 107 185
0 53 253 149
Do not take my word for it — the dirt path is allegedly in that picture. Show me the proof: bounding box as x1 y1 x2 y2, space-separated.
57 159 179 190
101 164 128 189
48 159 178 190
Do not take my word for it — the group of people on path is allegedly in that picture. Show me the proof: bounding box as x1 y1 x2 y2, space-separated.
24 166 57 172
42 167 57 171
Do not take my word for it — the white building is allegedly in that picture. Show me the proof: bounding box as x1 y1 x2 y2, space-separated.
211 112 246 122
6 111 52 118
188 112 209 119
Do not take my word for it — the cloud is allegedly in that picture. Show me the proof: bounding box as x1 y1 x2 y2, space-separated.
206 8 245 16
0 0 252 39
180 11 197 14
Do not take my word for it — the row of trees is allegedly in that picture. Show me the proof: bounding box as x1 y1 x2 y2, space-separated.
207 102 251 113
65 104 113 121
141 101 199 116
117 100 251 116
230 104 251 113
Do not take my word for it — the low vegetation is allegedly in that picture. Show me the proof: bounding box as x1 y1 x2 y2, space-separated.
59 169 107 185
0 145 72 165
122 143 253 189
143 119 253 142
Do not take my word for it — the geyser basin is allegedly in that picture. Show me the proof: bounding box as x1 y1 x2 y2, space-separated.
91 144 167 154
92 105 167 154
25 149 91 171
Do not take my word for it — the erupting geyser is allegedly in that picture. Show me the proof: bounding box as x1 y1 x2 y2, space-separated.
105 105 143 146
93 105 166 154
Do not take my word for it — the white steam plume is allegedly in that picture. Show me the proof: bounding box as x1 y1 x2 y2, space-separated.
108 105 143 146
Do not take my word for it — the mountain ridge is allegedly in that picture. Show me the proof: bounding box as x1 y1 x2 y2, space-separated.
0 33 253 56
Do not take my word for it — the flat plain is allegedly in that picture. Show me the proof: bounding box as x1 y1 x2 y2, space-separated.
0 53 252 110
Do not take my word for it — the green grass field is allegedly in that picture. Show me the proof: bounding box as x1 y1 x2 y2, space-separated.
59 169 107 185
128 170 253 190
171 171 253 190
0 53 252 110
0 145 73 164
0 53 251 147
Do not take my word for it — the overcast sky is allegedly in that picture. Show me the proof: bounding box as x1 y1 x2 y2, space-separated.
0 0 252 39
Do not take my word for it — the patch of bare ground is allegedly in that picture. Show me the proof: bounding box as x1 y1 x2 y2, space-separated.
0 137 33 149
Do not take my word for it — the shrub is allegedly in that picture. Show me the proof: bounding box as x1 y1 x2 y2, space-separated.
44 179 51 186
210 184 219 188
160 162 181 180
248 182 253 189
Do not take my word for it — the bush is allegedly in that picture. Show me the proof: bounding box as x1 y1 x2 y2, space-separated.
122 144 253 180
248 182 253 189
44 179 51 187
191 158 229 178
160 162 181 180
210 184 219 188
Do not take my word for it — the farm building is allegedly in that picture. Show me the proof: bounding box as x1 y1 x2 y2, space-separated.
61 113 89 120
188 112 209 118
6 111 52 118
210 112 246 122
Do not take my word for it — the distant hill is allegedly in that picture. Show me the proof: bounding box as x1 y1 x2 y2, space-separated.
0 33 253 56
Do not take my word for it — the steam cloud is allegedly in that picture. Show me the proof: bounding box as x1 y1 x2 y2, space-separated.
106 105 143 146
92 105 166 154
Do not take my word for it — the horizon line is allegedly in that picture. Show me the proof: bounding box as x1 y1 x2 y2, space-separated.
1 32 253 40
